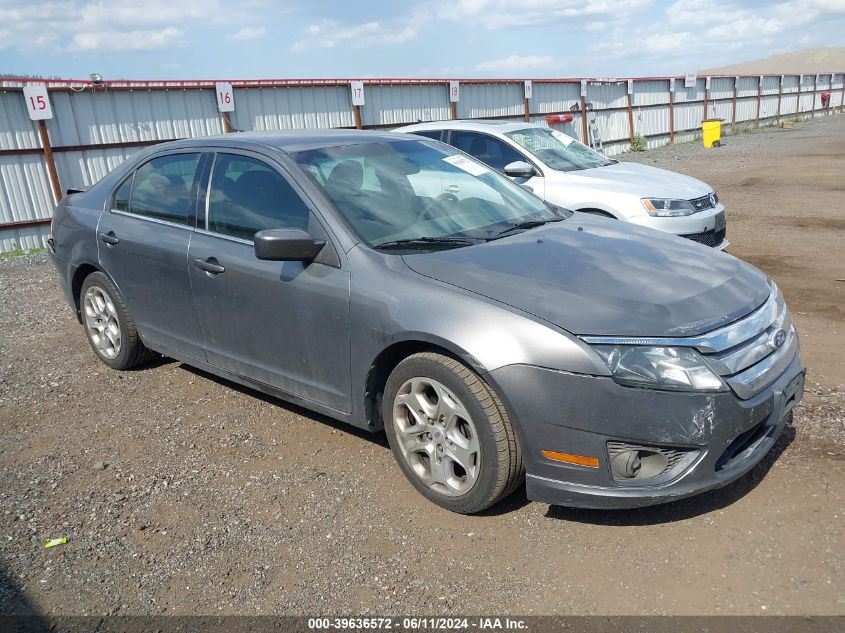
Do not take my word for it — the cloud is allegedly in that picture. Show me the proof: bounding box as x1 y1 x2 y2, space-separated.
437 0 652 29
292 16 424 52
69 26 183 51
474 55 557 73
230 26 266 40
0 0 280 52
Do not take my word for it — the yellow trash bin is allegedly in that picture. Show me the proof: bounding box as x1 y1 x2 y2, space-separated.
702 119 722 148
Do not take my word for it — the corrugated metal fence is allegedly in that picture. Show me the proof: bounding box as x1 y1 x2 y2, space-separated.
1 73 844 253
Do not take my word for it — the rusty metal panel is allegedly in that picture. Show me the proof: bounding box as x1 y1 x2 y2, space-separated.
363 84 450 126
673 79 705 103
457 82 522 119
761 76 780 95
736 77 758 97
231 86 354 131
632 80 670 106
587 82 628 109
45 88 223 145
0 155 53 226
674 101 705 132
0 90 40 151
708 77 735 100
532 82 580 115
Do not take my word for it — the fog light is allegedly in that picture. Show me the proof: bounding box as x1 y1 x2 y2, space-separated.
607 441 693 482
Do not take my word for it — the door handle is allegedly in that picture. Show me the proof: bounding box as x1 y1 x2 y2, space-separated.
193 257 225 274
98 231 119 245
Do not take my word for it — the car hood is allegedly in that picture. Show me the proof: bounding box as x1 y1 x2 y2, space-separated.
402 217 769 337
565 161 713 199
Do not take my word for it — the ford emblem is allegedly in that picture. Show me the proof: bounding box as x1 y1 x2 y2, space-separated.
769 328 787 350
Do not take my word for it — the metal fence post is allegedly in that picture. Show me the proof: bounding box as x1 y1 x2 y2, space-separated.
776 76 782 125
222 111 233 133
626 89 635 146
523 97 530 123
841 73 845 113
36 119 62 204
731 77 738 131
579 85 588 144
812 74 817 117
668 79 675 144
353 105 363 129
796 76 802 118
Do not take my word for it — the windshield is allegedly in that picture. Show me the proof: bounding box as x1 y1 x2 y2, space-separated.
505 127 613 171
291 139 565 248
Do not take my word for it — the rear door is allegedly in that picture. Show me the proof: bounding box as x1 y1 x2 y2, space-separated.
188 151 352 412
97 151 206 361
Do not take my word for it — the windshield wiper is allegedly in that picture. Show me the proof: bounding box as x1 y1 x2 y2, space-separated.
487 216 567 240
374 236 480 250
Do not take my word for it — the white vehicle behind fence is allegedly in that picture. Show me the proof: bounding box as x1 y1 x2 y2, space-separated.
397 120 728 249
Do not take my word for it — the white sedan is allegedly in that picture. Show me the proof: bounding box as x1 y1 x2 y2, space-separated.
396 120 728 249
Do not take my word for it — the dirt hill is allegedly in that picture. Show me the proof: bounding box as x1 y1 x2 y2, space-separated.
701 46 845 75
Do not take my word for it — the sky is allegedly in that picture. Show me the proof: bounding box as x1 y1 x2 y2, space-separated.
1 0 844 80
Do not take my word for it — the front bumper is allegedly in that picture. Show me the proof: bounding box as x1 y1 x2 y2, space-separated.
489 350 804 509
627 204 728 250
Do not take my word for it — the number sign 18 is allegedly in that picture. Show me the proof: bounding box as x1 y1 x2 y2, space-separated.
23 84 53 121
215 82 235 112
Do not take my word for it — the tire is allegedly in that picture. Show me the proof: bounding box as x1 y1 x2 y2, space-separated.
79 271 155 370
383 352 523 514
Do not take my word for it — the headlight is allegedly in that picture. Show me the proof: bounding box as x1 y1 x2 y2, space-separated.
641 198 697 217
592 345 725 392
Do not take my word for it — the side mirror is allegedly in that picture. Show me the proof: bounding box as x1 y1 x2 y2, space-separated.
254 228 325 262
503 161 536 178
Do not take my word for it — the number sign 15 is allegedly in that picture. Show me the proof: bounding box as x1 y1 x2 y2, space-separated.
23 84 53 121
215 82 235 112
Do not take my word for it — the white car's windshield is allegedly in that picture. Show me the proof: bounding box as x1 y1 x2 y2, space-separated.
292 139 568 249
505 127 613 171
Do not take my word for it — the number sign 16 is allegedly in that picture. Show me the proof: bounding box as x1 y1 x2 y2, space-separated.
23 84 53 121
215 82 235 112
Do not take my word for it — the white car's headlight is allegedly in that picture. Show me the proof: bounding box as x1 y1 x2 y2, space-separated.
592 345 725 391
641 198 696 217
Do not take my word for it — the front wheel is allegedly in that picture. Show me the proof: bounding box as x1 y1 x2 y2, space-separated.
383 352 523 514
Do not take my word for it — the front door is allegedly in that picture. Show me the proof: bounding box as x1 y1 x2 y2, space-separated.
97 151 206 360
188 151 352 412
447 130 545 199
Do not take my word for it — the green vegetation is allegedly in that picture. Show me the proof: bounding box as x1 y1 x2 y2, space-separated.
0 247 45 260
630 134 647 152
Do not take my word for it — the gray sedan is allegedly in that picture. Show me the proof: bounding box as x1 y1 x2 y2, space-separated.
49 131 804 514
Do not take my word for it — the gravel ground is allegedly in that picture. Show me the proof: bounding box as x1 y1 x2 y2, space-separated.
1 116 844 618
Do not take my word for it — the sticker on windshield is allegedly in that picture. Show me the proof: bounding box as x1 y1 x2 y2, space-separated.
550 130 574 146
442 154 490 177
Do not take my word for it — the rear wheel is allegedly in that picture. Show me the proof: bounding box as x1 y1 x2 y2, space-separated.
79 272 155 370
383 352 523 514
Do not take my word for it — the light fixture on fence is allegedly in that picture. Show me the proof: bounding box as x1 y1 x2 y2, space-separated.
90 73 103 85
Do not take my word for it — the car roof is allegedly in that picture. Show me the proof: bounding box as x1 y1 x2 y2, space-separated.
395 119 541 134
147 129 421 154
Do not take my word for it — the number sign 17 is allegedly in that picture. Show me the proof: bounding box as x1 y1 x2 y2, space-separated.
350 81 365 106
23 84 53 121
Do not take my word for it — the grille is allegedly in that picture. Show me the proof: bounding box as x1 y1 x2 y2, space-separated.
682 227 726 247
690 193 717 212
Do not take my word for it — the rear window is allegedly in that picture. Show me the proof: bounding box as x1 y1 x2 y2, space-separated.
126 154 202 225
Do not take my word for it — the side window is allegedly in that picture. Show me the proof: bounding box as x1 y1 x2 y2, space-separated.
113 175 132 212
129 153 201 225
411 130 443 141
449 131 526 172
207 154 311 241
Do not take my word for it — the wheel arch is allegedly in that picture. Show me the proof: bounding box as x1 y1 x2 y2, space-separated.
575 206 619 218
70 262 123 323
363 335 486 431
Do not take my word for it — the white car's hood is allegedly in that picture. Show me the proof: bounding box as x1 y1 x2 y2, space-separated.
566 161 713 199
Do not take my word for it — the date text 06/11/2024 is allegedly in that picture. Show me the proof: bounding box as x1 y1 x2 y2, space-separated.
307 617 528 630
